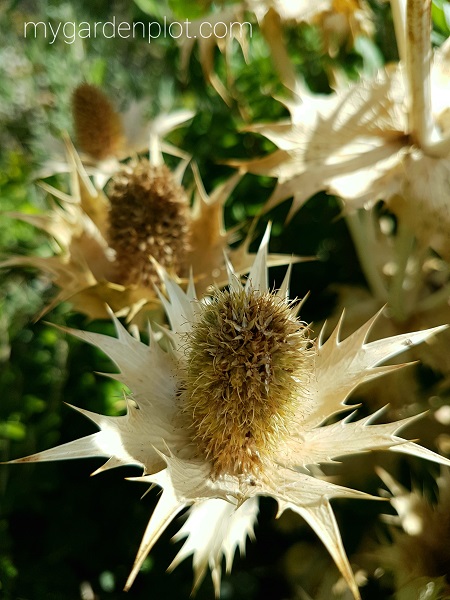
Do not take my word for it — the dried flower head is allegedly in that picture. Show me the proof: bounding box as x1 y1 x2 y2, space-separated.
185 286 313 477
5 231 450 599
72 83 125 161
249 0 374 59
107 160 191 287
39 83 195 188
173 0 373 100
1 142 296 323
317 0 374 57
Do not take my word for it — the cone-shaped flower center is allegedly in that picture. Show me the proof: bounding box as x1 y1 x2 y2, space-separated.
107 160 191 288
185 287 313 477
72 83 125 160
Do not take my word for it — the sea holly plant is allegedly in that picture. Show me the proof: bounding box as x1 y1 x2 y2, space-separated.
235 0 450 262
40 83 195 188
4 232 450 599
1 115 297 324
2 137 191 323
314 205 450 415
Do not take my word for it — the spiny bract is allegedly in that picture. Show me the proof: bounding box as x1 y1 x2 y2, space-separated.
5 228 450 599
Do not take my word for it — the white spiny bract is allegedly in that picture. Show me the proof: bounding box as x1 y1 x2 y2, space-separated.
7 229 450 599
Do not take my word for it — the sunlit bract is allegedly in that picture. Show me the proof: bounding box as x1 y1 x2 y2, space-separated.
6 230 450 599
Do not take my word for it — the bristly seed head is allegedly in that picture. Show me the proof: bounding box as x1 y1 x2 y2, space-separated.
184 287 314 478
107 160 191 288
72 83 125 160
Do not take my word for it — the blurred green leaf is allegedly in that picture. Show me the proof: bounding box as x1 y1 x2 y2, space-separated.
354 36 384 76
88 57 108 85
0 421 26 441
168 0 212 19
23 395 46 414
133 0 169 19
432 0 450 34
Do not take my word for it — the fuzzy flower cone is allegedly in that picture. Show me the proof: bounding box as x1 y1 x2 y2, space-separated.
1 138 295 323
5 230 450 599
40 83 195 188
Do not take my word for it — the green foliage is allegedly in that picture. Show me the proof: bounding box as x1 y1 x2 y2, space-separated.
433 0 450 33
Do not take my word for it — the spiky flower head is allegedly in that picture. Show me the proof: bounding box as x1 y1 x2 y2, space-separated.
5 230 450 599
39 82 195 188
185 285 313 477
235 1 450 260
1 141 295 323
72 83 125 161
172 0 373 100
107 159 191 287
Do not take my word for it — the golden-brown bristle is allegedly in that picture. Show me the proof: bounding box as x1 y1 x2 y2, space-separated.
72 83 125 160
107 159 191 288
185 287 314 478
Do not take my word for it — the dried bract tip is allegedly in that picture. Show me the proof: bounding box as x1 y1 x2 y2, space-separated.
185 287 313 477
107 160 191 288
72 83 125 160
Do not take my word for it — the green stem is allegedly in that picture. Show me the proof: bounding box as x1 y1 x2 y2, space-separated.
391 0 450 157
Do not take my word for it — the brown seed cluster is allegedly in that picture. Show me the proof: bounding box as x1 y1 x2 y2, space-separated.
107 160 191 288
185 287 313 478
72 83 125 160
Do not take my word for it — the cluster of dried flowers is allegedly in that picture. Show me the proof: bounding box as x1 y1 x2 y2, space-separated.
2 0 450 598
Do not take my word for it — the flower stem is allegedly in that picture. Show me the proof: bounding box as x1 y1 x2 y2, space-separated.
406 0 434 151
346 210 388 301
149 133 164 166
390 0 407 63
